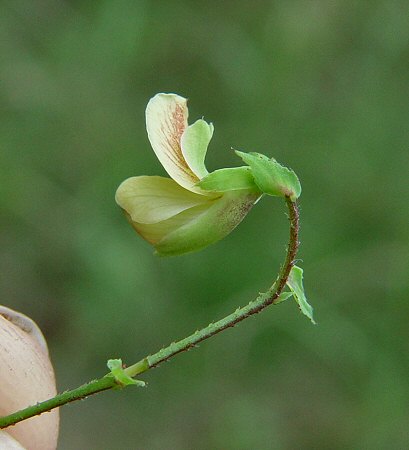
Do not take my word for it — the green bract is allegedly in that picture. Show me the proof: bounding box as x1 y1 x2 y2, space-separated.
236 151 301 201
115 93 302 256
286 266 315 323
107 359 145 388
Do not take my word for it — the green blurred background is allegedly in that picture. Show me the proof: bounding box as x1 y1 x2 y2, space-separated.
1 1 408 449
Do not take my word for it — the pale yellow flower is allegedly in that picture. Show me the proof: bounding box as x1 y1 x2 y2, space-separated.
116 93 261 256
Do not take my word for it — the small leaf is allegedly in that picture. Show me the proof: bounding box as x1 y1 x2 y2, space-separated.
197 167 259 192
235 151 301 200
275 291 293 304
107 359 146 388
286 266 315 324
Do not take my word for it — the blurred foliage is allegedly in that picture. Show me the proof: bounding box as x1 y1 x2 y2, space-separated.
1 0 409 449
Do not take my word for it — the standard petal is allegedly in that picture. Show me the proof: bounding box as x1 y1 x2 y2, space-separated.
155 190 261 256
146 93 199 191
180 119 213 179
115 176 213 224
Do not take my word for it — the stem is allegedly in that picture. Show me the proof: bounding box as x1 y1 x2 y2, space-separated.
0 198 299 429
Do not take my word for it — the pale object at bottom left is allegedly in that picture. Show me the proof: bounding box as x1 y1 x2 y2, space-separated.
0 306 59 450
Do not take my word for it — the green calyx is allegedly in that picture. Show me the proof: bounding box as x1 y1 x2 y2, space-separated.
235 151 301 201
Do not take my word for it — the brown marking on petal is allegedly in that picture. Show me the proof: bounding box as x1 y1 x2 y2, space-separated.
216 193 259 233
159 102 198 184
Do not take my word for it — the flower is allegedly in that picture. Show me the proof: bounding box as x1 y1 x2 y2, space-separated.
0 306 59 450
115 93 261 256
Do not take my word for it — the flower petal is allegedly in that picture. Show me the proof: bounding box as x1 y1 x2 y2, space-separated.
181 119 213 179
115 176 213 224
125 203 212 245
196 166 260 192
155 190 261 256
146 93 198 191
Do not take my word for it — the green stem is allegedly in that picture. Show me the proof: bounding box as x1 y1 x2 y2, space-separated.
0 197 299 430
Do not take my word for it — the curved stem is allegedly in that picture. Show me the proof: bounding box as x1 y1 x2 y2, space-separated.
127 197 299 374
0 198 299 429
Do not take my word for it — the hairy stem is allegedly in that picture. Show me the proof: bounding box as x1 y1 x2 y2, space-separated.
0 198 299 429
